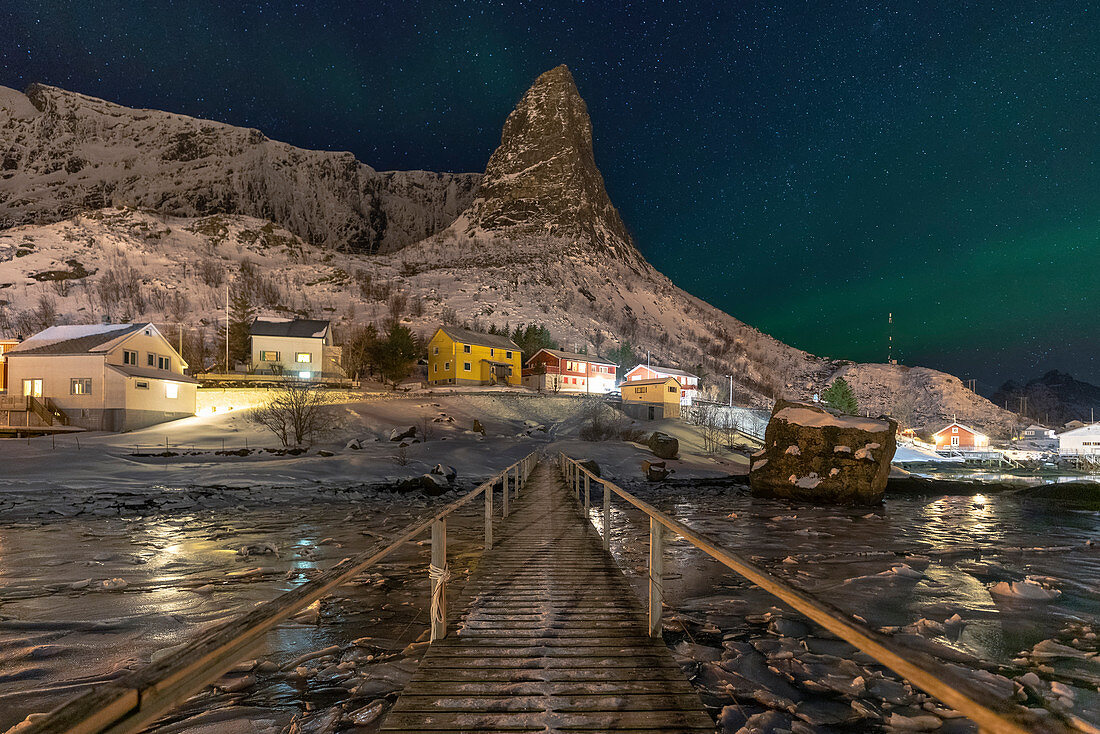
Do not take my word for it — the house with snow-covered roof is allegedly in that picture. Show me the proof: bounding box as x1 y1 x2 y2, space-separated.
427 326 522 387
1057 423 1100 456
522 348 617 394
3 323 197 432
250 318 343 379
931 421 988 450
623 364 699 405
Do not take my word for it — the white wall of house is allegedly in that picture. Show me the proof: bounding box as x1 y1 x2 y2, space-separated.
6 327 196 431
252 335 328 377
1059 424 1100 455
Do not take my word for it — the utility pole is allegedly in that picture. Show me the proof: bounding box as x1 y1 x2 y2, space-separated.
725 374 733 407
225 280 230 373
646 350 651 368
887 312 895 364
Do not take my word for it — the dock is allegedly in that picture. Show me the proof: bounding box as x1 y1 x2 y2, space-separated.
380 460 712 733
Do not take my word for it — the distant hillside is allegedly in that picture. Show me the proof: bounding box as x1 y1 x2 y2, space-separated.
990 371 1100 426
0 84 478 253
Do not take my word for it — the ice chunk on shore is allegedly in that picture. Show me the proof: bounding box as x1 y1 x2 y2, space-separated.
990 580 1060 601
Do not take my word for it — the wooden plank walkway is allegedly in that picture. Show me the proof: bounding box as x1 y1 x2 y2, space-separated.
381 459 713 733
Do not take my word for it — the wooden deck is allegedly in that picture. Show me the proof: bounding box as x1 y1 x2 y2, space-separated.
381 460 712 733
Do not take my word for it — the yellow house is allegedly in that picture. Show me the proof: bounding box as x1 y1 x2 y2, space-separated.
427 327 523 387
621 376 682 420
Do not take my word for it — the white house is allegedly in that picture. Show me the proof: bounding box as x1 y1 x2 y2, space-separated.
250 318 342 379
1058 423 1100 456
4 323 198 432
623 364 700 405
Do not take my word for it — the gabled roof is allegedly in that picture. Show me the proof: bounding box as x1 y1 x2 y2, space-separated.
435 326 521 351
1023 424 1052 432
626 364 699 380
527 348 615 367
932 421 987 438
9 323 147 355
251 318 331 339
1057 423 1100 438
621 377 682 387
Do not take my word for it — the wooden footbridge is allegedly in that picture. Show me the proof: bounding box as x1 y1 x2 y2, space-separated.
25 452 1084 734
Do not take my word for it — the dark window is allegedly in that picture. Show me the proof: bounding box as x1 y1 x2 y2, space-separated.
123 350 137 365
463 344 471 353
158 356 170 370
135 381 149 390
147 353 155 367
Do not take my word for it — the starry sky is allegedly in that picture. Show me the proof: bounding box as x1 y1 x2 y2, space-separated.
2 1 1098 388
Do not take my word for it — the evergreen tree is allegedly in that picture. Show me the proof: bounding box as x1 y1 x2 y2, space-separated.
227 289 254 369
606 340 640 374
822 377 859 414
375 321 420 388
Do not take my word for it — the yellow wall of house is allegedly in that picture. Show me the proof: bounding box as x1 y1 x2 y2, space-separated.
427 330 522 386
621 379 682 407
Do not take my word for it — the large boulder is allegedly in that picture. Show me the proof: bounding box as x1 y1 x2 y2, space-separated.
749 399 897 504
395 473 451 496
389 426 417 442
431 463 458 484
647 431 679 459
577 459 601 477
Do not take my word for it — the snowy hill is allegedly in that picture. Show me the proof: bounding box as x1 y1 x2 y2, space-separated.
0 84 478 253
0 68 1022 436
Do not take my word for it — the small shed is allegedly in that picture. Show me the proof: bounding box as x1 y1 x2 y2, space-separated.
621 377 682 420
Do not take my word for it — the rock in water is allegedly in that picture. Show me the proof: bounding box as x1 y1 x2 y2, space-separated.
749 399 897 504
647 431 679 459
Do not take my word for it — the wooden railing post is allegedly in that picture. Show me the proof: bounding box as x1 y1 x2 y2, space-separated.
430 519 448 642
648 517 664 637
502 470 509 518
583 472 590 515
602 480 611 550
514 465 520 499
484 481 493 550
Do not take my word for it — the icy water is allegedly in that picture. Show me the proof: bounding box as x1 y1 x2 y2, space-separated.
1 480 1097 733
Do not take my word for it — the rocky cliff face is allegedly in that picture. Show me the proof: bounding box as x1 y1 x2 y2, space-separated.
455 65 641 264
0 84 478 253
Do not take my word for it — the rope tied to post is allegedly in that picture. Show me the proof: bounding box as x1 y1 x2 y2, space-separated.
429 561 451 626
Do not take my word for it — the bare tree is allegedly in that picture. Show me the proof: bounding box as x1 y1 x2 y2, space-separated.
249 379 339 447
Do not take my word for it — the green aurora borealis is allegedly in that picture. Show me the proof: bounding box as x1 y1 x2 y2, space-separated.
2 1 1097 387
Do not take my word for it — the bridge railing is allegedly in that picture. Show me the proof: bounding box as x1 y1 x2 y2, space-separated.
558 453 1088 734
23 450 539 734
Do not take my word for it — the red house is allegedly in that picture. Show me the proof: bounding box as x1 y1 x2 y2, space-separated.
931 421 989 450
522 349 617 394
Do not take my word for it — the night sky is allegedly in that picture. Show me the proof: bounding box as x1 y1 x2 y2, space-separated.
2 1 1097 388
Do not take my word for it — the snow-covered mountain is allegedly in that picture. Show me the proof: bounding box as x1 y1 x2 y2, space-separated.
0 68 1021 435
0 84 478 253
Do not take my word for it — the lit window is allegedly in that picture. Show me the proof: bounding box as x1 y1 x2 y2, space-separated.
463 362 471 371
261 351 279 362
71 378 92 395
296 352 311 363
165 383 179 399
298 371 310 379
123 350 137 365
135 381 149 390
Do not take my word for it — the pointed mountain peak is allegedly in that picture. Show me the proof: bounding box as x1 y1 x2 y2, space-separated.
458 65 641 263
